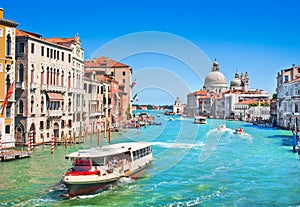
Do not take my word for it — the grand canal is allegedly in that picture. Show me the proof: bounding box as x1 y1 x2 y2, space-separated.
1 110 300 207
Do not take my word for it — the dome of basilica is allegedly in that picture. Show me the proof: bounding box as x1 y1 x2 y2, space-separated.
204 59 227 90
204 71 227 86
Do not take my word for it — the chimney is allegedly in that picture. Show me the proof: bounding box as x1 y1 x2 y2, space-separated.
0 8 3 19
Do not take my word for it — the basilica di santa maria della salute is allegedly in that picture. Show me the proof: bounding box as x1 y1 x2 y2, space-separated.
183 59 270 121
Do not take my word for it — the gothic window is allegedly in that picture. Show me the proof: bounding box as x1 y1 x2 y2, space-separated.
30 64 34 83
40 121 44 129
19 100 24 114
19 63 24 82
5 125 10 134
19 42 25 54
41 66 44 85
68 98 71 112
31 96 34 114
31 43 35 54
41 96 44 113
6 34 11 56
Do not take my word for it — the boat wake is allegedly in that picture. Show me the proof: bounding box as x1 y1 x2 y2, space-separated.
150 141 205 149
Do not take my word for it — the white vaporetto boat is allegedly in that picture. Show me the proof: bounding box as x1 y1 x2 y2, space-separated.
61 142 153 198
193 116 207 124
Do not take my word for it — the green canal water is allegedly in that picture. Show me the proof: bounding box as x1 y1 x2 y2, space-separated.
1 110 300 207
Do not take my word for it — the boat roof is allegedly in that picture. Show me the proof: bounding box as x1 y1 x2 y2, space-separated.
65 142 151 158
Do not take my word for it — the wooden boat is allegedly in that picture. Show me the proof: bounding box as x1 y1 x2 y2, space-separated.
234 128 244 134
61 142 153 198
193 116 207 124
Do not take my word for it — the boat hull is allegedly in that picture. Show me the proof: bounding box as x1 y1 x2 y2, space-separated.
63 162 152 198
65 180 117 198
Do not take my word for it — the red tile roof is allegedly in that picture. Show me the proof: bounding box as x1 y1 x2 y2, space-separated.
235 100 258 105
290 77 300 83
193 90 208 95
43 37 78 44
84 56 129 68
16 29 42 38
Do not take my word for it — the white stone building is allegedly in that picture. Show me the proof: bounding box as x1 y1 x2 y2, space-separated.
15 29 84 145
276 65 300 130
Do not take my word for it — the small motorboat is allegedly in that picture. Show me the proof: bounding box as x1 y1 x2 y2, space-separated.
218 124 226 131
234 128 244 134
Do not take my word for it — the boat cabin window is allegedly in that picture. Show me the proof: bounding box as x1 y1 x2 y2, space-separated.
72 158 92 172
106 152 132 168
91 157 105 166
132 146 152 161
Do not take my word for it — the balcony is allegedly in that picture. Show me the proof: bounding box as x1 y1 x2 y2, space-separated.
41 84 67 92
15 82 25 90
47 110 63 117
30 82 38 90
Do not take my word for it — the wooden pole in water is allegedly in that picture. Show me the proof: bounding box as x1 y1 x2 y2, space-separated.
108 126 111 143
51 133 54 154
30 131 34 151
27 131 31 152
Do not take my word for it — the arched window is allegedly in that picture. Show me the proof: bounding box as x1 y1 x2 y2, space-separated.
46 67 50 84
19 63 24 82
30 64 34 83
41 66 44 85
5 125 10 134
6 34 11 56
61 71 64 87
41 96 44 113
19 100 24 114
31 95 35 113
68 98 71 112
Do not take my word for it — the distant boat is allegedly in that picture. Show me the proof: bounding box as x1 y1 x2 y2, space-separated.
234 128 244 134
193 116 207 124
218 124 226 131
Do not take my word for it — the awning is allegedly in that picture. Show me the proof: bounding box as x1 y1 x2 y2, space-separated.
47 92 64 101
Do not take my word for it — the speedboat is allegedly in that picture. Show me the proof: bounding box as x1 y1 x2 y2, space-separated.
61 142 153 198
218 124 226 131
234 128 244 134
193 116 207 124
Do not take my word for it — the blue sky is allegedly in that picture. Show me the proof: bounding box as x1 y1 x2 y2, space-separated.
3 0 300 105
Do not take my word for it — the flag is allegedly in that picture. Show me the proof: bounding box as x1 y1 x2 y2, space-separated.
131 79 137 88
2 82 14 108
132 93 138 102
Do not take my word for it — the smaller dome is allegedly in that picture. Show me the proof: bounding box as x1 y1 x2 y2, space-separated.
230 78 242 87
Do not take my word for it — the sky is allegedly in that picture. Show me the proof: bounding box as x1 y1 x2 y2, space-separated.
3 0 300 105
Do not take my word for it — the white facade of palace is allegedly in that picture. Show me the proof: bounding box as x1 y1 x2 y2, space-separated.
276 65 300 130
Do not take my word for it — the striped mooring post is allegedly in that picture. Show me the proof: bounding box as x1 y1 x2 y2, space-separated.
30 131 34 151
51 133 54 154
27 131 31 152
